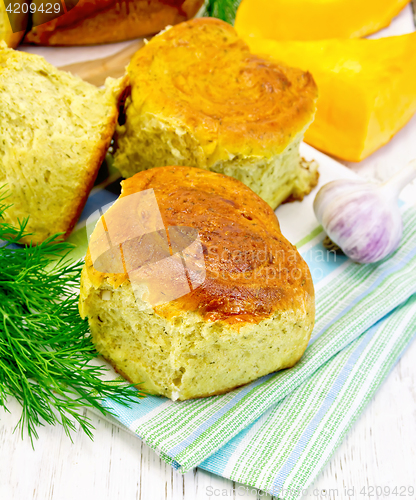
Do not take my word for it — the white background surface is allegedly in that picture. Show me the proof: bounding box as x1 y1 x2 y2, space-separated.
2 5 416 500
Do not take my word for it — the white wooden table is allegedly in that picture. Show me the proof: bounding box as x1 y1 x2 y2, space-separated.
1 7 416 500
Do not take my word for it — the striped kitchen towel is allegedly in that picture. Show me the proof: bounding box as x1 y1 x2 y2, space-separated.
69 151 416 498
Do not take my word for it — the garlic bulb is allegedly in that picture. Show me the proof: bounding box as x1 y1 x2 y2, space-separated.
313 160 416 264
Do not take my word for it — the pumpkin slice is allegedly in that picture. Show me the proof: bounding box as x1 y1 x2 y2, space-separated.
241 33 416 161
235 0 410 41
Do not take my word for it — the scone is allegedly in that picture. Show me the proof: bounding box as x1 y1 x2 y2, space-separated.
25 0 204 46
0 43 128 244
114 18 319 210
79 166 315 400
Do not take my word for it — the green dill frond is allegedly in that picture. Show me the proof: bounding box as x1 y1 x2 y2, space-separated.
0 190 144 445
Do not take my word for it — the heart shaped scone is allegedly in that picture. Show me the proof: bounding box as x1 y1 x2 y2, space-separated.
79 166 315 400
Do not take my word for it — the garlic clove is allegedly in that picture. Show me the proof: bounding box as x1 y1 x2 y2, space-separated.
316 184 402 263
313 160 416 264
313 179 370 224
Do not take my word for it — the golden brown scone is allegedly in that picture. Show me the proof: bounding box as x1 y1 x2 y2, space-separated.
79 166 315 400
0 43 128 244
24 0 204 45
114 18 319 209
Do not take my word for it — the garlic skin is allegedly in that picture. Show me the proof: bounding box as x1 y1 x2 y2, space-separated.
313 160 416 264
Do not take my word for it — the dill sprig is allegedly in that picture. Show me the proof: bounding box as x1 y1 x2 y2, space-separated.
0 190 143 445
202 0 242 24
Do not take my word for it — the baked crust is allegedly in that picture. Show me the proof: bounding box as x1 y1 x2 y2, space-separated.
84 166 315 326
124 18 317 163
0 31 24 48
24 0 204 46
